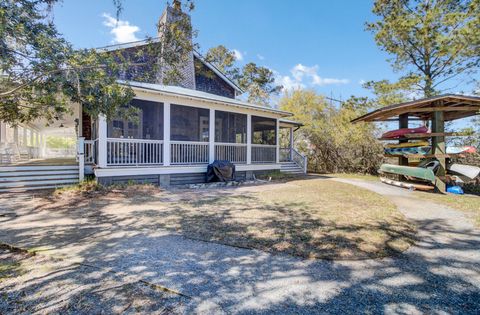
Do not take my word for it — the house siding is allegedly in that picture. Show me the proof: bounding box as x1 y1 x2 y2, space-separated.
194 57 236 99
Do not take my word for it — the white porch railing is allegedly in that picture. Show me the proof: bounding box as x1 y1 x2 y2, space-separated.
84 140 96 164
215 143 247 164
251 144 277 163
107 138 163 166
171 141 209 165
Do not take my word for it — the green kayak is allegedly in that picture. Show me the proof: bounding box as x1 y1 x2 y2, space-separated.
379 164 436 183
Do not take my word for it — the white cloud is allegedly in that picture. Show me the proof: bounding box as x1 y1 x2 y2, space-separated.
277 63 349 92
257 54 265 61
102 13 140 44
359 79 366 85
233 49 244 61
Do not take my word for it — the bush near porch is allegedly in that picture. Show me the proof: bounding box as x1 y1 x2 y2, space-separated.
50 178 416 260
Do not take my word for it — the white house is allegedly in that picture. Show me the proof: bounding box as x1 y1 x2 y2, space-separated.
0 2 305 191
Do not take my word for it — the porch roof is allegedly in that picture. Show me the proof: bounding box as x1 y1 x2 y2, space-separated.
279 119 303 128
120 80 294 118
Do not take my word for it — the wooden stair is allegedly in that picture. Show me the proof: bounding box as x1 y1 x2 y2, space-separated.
0 165 79 192
279 161 305 175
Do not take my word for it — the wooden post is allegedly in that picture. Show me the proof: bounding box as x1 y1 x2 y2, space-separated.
246 114 252 164
77 137 85 182
276 119 280 164
432 109 446 192
209 109 215 163
398 114 409 166
289 127 294 161
163 103 171 166
97 115 107 168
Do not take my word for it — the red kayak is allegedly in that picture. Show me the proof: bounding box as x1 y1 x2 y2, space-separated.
382 126 429 139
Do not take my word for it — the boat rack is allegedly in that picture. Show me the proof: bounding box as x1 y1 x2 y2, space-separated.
352 94 480 193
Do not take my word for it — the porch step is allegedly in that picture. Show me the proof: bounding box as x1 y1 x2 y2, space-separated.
0 165 79 192
279 162 305 175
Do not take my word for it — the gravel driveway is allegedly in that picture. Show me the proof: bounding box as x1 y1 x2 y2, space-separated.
1 178 479 314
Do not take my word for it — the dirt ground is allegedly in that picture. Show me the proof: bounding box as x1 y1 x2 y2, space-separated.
0 245 187 314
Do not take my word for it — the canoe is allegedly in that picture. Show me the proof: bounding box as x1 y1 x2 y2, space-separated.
384 146 431 155
385 140 429 149
379 164 436 183
448 164 480 179
381 126 429 139
446 146 477 154
380 177 435 191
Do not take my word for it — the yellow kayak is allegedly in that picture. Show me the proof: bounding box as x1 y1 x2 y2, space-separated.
385 140 429 149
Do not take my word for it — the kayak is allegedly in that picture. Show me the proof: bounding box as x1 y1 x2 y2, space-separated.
384 146 431 155
380 177 434 191
385 140 429 148
379 164 436 183
448 164 480 179
381 126 429 139
446 146 477 154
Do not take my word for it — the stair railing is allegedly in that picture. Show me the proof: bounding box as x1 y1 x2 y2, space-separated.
292 148 308 174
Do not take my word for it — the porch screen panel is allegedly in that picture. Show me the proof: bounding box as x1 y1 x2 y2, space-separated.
251 116 277 145
107 99 164 140
171 104 209 142
215 111 247 143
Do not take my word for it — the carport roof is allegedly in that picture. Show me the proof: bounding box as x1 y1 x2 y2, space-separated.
351 94 480 123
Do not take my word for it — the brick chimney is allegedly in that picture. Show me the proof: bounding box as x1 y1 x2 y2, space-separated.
157 1 195 89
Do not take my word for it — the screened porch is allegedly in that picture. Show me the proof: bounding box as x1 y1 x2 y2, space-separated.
87 99 285 168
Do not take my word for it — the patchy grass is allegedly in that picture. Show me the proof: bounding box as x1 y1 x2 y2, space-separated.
113 179 415 260
254 170 302 181
25 178 415 260
414 191 480 227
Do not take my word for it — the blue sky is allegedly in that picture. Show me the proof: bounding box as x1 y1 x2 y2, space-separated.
52 0 475 102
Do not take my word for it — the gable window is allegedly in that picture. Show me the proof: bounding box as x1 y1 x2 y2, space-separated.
252 116 277 145
171 104 209 142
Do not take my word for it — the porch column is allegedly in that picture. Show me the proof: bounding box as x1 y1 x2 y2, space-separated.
163 102 171 166
77 137 85 182
246 114 252 164
97 114 107 168
13 126 19 144
289 127 294 161
40 133 46 158
34 131 39 158
276 119 280 164
0 122 6 143
209 109 215 163
22 127 27 146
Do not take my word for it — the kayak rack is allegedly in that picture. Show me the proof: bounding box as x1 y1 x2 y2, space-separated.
352 94 480 193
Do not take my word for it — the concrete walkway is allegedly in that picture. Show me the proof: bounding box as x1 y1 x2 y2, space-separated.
1 179 479 314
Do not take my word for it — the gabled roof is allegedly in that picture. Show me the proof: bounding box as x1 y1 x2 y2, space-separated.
119 80 292 117
351 94 480 123
95 38 243 93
